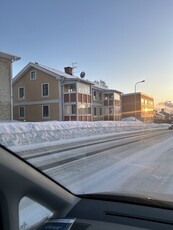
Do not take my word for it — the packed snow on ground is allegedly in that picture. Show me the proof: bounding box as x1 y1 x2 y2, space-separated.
0 120 168 152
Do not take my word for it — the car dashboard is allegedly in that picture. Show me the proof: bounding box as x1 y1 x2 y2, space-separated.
37 198 173 230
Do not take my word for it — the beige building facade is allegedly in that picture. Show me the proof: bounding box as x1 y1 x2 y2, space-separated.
13 62 122 122
0 51 20 121
13 63 94 122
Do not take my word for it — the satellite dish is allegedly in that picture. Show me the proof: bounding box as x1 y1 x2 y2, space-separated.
80 71 85 78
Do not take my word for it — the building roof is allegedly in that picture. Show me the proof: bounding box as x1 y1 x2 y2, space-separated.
0 51 21 61
159 110 171 117
103 88 122 94
122 92 153 99
92 82 122 94
92 83 108 91
13 62 94 85
155 111 165 117
12 62 122 94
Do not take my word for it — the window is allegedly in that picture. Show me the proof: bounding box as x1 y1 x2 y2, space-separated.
19 107 25 118
64 105 71 115
109 100 113 106
104 94 108 100
18 87 25 99
141 98 145 104
88 106 91 114
64 104 76 115
78 82 90 94
94 107 97 116
19 197 52 230
64 84 76 92
114 92 120 100
70 84 76 92
109 94 113 99
70 93 76 102
42 83 49 97
104 107 109 115
64 94 69 102
99 92 102 101
99 107 102 116
109 107 113 114
72 104 76 114
78 103 89 115
93 91 97 100
30 70 36 80
42 105 50 118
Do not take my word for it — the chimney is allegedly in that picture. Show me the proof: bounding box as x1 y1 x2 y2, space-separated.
64 66 73 75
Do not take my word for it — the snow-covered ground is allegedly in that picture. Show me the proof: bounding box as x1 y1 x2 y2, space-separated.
0 119 168 152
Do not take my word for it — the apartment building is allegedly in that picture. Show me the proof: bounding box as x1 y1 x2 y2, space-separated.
0 51 20 121
62 74 92 121
103 89 122 121
92 85 104 121
122 92 154 123
13 62 122 122
13 63 93 121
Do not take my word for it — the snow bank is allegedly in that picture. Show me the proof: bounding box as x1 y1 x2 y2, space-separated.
0 121 167 150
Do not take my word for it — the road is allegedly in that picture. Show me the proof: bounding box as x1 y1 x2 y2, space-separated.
25 129 173 199
19 128 173 227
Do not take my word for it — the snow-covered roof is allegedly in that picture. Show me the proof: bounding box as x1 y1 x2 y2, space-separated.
92 82 122 94
13 62 94 85
159 110 170 116
92 83 108 90
37 63 77 79
0 51 20 61
103 88 122 94
155 112 165 117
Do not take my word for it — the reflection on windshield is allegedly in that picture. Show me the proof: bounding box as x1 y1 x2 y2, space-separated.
0 121 172 202
1 0 173 208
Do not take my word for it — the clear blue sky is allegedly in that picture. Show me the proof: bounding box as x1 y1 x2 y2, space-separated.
1 0 173 106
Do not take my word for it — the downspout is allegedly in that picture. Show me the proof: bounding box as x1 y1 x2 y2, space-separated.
10 56 21 122
10 60 14 122
120 92 123 121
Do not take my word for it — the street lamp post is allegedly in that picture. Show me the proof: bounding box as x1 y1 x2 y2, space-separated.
135 80 145 121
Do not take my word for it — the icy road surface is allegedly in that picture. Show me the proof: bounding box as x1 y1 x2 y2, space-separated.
40 129 173 199
19 128 173 229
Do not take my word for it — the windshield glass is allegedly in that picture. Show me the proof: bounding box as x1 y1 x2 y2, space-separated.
1 0 173 204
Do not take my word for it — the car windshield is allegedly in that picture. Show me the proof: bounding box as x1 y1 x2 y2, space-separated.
1 0 173 205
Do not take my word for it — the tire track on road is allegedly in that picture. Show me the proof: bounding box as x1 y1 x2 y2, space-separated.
38 131 169 171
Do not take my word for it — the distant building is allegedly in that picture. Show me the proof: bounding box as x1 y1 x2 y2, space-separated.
92 84 122 121
0 51 20 121
122 92 154 123
154 110 165 123
92 85 104 121
103 89 122 121
158 109 172 123
13 62 122 122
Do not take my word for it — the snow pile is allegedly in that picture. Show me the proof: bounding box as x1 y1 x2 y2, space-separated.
0 121 167 150
121 117 142 122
